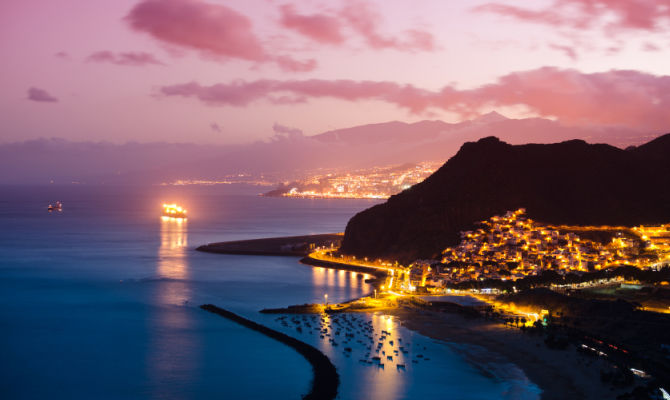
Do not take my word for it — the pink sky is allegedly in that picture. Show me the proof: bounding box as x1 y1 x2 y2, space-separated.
1 0 669 144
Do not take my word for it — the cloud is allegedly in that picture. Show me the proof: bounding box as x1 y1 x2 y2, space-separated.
279 1 436 52
548 43 578 60
339 1 436 51
275 55 318 72
27 87 58 103
125 0 315 72
642 42 661 51
160 67 670 131
474 0 670 57
210 122 222 133
273 122 303 136
86 51 165 66
279 4 345 45
126 0 265 61
474 0 670 33
54 51 70 60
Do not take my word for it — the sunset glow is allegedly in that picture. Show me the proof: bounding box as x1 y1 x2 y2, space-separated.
2 0 669 145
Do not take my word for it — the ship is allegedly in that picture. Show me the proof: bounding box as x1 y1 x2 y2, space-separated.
47 201 63 212
162 203 187 219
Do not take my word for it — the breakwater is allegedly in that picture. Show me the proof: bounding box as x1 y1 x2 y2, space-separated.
200 304 339 400
196 234 343 257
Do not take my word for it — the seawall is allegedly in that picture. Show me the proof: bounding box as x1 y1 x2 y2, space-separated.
200 304 339 400
197 234 343 257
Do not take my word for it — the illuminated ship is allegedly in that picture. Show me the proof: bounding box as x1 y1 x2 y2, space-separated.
162 203 187 219
47 201 63 212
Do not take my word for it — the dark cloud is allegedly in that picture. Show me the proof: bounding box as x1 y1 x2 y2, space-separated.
27 87 58 103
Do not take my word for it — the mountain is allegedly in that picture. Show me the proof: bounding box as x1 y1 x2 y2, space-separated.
0 115 660 184
339 134 670 264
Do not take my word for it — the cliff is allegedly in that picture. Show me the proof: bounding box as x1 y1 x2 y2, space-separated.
340 134 670 264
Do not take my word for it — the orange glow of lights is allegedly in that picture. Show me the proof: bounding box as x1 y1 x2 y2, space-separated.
162 203 188 219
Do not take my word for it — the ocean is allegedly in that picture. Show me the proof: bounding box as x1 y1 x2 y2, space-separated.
0 184 540 399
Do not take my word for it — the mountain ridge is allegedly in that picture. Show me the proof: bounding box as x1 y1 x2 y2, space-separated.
0 116 659 184
339 134 670 264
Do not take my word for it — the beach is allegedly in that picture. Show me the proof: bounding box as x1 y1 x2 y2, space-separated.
391 307 626 400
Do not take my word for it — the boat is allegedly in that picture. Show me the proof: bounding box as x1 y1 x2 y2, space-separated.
162 203 187 219
47 201 63 212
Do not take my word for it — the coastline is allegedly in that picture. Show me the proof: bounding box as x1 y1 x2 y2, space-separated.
390 308 625 400
300 253 388 278
196 234 624 399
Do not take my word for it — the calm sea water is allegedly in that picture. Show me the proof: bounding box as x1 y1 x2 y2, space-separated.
0 185 540 400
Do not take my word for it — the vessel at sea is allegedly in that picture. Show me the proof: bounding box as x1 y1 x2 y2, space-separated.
162 203 187 219
47 201 63 212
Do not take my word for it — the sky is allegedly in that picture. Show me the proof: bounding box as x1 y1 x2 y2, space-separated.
1 0 669 144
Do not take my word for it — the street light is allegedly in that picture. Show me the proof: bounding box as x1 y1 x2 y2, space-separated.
324 293 328 306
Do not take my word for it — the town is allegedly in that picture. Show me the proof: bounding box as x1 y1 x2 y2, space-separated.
434 209 670 285
265 162 441 199
309 209 670 294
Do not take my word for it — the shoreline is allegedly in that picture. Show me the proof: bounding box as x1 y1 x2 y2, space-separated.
198 234 624 399
389 307 626 400
299 254 388 278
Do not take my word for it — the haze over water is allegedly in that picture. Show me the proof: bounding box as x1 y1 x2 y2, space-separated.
0 184 539 399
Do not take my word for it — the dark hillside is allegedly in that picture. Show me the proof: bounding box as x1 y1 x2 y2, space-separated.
340 134 670 263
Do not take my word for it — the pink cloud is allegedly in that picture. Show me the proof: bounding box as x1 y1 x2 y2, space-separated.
475 0 670 32
549 43 578 60
160 67 670 131
125 0 316 72
54 51 70 60
27 87 58 103
642 42 661 51
210 122 222 133
125 0 266 61
274 55 318 72
279 1 436 52
86 51 165 66
279 4 344 45
340 1 436 51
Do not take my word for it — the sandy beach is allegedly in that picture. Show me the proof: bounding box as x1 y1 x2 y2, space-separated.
391 307 626 400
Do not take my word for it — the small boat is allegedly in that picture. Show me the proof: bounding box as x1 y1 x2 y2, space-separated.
47 201 63 212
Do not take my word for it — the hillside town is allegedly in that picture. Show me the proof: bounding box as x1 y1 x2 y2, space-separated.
408 209 670 289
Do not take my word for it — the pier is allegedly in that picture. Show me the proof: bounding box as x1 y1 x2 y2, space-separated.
200 304 339 400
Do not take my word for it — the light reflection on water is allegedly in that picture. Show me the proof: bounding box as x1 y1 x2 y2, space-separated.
158 216 189 280
148 216 198 397
266 310 540 400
